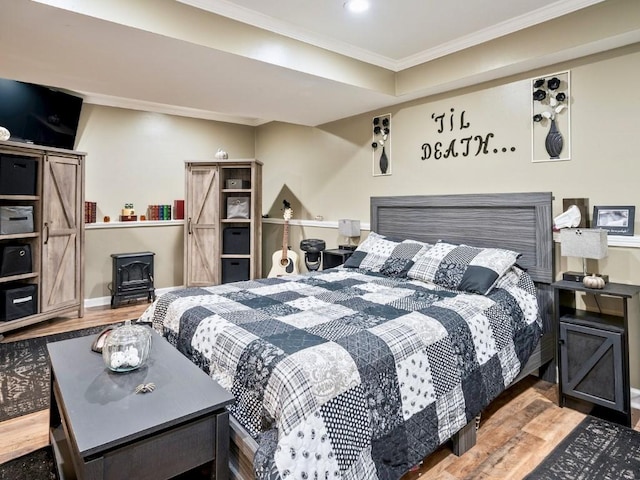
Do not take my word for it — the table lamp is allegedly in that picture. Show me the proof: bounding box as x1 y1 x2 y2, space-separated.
338 219 361 250
560 228 608 286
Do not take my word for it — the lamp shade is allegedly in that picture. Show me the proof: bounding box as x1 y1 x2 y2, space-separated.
338 219 361 237
560 228 608 259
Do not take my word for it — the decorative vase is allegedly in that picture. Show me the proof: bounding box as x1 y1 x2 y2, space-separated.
545 118 564 159
379 146 389 174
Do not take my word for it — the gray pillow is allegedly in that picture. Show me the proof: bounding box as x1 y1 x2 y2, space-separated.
407 242 521 295
343 232 432 277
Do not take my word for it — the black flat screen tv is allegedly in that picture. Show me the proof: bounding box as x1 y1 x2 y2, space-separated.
0 78 83 150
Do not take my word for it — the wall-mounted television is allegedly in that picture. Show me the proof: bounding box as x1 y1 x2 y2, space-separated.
0 78 83 150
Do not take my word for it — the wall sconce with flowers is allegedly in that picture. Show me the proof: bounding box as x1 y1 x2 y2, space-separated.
372 113 391 176
531 71 571 162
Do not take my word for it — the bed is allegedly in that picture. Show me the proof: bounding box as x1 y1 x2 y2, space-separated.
139 192 555 480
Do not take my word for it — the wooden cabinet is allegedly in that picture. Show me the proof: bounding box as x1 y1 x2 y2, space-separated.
553 280 640 427
184 159 262 287
0 140 84 337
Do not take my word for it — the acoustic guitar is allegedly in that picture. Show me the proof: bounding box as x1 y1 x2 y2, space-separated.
268 200 300 277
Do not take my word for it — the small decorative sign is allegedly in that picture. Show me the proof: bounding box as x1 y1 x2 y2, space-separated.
419 108 516 161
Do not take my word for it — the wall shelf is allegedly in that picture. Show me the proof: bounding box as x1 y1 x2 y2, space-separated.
554 232 640 249
85 220 184 230
262 218 371 231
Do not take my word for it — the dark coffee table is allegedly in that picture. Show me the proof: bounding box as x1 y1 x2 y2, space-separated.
48 328 234 480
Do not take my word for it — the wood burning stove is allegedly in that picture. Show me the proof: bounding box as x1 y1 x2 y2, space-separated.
110 252 155 308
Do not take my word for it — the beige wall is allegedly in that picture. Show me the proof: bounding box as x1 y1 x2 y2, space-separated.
75 105 255 297
74 44 640 386
258 44 640 225
257 44 640 387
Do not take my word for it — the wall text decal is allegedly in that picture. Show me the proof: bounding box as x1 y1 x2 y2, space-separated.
420 108 516 160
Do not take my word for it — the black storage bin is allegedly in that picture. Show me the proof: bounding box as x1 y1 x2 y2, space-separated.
223 227 250 254
0 154 37 196
0 244 32 276
222 259 250 284
0 283 38 321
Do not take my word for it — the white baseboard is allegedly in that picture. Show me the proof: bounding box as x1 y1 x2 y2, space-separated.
632 387 640 410
83 286 183 309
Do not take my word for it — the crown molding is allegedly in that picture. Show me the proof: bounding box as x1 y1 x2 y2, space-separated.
178 0 605 72
80 92 267 126
397 0 605 70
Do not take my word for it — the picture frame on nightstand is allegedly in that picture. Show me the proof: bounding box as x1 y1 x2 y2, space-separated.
593 205 635 236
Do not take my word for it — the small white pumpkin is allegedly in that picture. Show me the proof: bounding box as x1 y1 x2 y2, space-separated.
0 126 10 141
583 274 605 289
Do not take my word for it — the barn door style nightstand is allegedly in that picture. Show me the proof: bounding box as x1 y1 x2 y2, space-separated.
553 280 640 427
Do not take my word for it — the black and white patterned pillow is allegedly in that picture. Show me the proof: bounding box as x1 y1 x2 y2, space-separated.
407 241 521 295
343 232 432 277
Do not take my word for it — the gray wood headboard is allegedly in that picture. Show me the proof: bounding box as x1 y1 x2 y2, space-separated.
370 192 554 284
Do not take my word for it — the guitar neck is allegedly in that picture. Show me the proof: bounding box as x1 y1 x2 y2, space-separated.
281 220 289 260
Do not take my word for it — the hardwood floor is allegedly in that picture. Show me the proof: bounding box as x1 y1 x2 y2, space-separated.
0 302 149 465
1 303 639 478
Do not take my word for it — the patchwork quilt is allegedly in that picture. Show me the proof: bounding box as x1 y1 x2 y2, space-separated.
139 266 541 480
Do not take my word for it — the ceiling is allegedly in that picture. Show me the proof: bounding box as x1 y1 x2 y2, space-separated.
0 0 633 126
180 0 567 69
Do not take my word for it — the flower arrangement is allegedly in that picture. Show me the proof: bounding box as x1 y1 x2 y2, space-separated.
371 116 390 149
532 76 567 123
371 114 391 175
531 72 570 161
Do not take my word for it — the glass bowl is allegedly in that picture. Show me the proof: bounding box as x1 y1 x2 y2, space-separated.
102 320 152 372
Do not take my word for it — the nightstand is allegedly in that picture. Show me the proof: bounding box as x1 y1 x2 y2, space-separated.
553 280 640 427
322 248 354 270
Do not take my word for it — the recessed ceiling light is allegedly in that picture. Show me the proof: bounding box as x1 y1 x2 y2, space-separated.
344 0 369 14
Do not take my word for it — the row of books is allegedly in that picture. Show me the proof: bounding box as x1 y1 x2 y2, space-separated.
85 201 97 223
144 200 184 220
84 200 185 223
147 204 172 221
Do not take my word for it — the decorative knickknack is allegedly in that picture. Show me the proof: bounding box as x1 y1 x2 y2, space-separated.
583 274 606 289
372 114 391 176
102 320 152 372
531 71 571 162
215 148 229 160
544 118 563 159
0 126 10 141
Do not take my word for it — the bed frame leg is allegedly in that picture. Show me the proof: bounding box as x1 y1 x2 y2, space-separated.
451 414 479 456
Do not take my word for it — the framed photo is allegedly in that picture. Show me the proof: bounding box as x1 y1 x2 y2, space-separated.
592 206 635 236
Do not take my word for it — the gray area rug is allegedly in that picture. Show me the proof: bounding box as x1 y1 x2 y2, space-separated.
0 324 120 422
525 415 640 479
0 445 210 479
0 447 57 480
